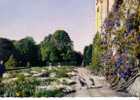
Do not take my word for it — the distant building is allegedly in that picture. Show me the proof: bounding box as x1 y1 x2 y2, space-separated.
96 0 115 32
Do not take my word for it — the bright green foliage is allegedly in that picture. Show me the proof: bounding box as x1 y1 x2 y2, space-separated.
40 30 82 66
0 78 40 97
14 37 40 66
0 30 83 67
91 32 103 71
53 30 73 64
40 34 54 62
83 44 92 66
5 55 17 69
34 90 64 97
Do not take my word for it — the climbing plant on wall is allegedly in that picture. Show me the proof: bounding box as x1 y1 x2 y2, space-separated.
94 0 140 90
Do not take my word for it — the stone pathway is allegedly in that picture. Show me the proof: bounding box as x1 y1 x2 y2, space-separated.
66 68 130 97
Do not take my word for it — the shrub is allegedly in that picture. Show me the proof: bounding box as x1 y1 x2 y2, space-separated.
34 90 64 97
91 32 103 72
0 78 40 97
5 55 17 69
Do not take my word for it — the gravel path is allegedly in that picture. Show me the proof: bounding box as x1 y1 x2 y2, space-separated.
66 68 130 97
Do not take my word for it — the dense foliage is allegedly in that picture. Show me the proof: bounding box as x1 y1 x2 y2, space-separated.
0 38 16 62
83 44 92 66
40 30 83 66
0 77 64 97
0 30 83 69
14 37 40 67
91 32 103 72
5 55 17 69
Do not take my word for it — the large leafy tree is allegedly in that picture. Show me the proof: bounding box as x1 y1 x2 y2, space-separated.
40 34 58 65
53 30 73 62
14 37 40 66
83 44 92 66
0 38 16 62
53 30 73 50
40 35 55 62
40 30 79 66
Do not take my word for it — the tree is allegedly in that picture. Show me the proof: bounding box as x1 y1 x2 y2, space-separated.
83 44 92 66
91 32 103 71
5 55 17 69
49 48 60 65
40 34 56 65
0 38 16 62
40 30 75 66
53 30 73 51
53 30 73 64
72 51 83 66
14 37 40 66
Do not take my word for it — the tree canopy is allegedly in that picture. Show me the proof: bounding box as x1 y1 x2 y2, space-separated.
14 37 40 66
0 38 16 62
40 30 82 66
0 30 83 68
83 44 92 66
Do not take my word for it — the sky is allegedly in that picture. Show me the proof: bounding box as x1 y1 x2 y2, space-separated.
0 0 96 52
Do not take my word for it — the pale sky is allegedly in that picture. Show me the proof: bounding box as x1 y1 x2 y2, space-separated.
0 0 96 52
